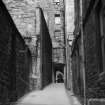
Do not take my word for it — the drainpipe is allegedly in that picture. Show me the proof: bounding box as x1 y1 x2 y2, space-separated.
80 0 86 105
63 0 68 88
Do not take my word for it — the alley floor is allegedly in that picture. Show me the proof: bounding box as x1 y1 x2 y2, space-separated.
16 83 82 105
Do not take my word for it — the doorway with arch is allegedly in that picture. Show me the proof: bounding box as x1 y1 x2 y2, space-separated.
53 62 65 83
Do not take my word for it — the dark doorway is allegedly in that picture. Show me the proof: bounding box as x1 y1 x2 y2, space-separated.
53 62 65 83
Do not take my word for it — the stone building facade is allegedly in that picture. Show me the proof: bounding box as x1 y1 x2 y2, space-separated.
3 0 66 85
72 0 105 101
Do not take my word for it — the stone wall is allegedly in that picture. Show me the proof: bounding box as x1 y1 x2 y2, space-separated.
39 8 53 89
72 0 105 99
84 9 100 98
0 1 32 104
3 0 65 64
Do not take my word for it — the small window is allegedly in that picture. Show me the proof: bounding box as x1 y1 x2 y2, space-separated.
55 14 60 17
53 0 60 5
55 14 61 24
54 30 61 41
24 37 32 44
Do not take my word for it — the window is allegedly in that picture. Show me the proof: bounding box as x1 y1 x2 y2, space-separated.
55 14 61 24
53 0 60 5
54 30 61 41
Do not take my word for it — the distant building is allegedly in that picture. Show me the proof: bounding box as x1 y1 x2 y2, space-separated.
45 0 65 83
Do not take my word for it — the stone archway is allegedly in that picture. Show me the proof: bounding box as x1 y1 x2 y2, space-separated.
53 62 65 83
56 71 64 83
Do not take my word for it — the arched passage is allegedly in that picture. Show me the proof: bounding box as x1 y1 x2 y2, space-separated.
53 62 65 83
56 71 64 83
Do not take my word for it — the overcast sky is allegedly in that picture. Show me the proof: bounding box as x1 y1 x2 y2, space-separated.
65 0 74 38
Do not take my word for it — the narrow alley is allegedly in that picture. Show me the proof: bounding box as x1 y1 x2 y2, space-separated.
0 0 105 105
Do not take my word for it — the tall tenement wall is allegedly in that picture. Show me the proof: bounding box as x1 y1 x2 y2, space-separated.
72 0 105 99
0 1 32 104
